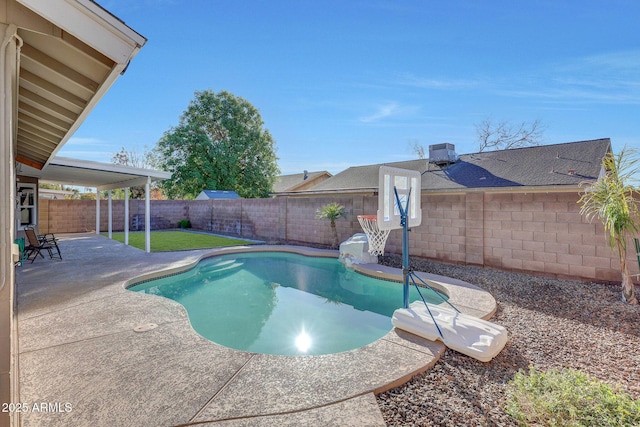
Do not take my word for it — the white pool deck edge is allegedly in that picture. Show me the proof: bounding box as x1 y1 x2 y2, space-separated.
15 234 497 426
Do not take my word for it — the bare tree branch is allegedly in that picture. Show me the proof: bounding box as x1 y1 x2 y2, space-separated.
111 146 154 199
476 118 545 152
112 146 148 168
409 140 426 159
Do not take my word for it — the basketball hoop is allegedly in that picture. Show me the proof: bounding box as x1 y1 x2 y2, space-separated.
357 215 391 256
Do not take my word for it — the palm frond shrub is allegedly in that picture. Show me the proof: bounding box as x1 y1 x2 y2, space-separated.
578 146 640 304
316 202 347 249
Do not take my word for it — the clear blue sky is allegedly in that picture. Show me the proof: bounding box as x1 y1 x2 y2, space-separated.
58 0 640 175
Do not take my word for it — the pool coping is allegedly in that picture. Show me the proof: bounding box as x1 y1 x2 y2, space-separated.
16 237 498 426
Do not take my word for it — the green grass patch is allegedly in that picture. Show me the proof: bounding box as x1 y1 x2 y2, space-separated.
103 230 255 252
506 366 640 427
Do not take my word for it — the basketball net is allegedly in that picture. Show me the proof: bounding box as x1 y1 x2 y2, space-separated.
357 215 391 256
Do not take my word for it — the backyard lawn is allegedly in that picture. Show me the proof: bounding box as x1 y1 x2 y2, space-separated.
103 230 256 252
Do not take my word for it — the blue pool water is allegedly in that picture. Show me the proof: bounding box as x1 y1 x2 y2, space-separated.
129 252 447 356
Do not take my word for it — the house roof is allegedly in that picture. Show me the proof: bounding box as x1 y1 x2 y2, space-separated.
199 190 241 199
308 138 611 194
273 170 332 193
13 0 146 170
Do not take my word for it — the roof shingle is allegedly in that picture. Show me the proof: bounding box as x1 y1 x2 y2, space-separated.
309 138 610 193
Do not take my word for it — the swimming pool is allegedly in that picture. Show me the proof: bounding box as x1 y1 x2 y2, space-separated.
129 251 447 356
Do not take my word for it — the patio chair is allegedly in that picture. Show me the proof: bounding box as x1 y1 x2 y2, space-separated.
26 226 62 260
24 228 61 263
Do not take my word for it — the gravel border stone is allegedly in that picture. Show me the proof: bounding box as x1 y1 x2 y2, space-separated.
375 255 640 426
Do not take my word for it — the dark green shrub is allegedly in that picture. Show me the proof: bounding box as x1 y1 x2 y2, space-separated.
177 219 191 229
506 366 640 426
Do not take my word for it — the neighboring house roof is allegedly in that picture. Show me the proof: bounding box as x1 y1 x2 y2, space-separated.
196 190 241 200
273 170 332 193
306 138 611 194
273 171 332 193
39 188 74 199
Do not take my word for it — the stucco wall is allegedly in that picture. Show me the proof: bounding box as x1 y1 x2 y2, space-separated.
37 191 639 283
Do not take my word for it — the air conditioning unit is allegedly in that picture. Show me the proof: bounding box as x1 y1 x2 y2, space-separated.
429 143 457 165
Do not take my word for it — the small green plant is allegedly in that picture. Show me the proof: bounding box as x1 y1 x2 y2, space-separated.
316 202 347 249
506 366 640 426
177 219 191 229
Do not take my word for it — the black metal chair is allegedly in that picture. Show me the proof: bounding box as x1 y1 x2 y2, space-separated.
24 228 61 263
26 226 62 260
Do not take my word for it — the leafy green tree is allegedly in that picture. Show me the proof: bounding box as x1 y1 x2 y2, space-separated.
38 183 75 199
150 90 279 199
39 183 62 190
579 146 640 304
316 202 347 249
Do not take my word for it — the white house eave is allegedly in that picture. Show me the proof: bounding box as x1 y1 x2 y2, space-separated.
14 0 147 170
16 0 146 63
44 61 131 163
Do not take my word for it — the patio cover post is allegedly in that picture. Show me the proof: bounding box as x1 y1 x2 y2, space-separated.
145 177 150 253
95 188 100 234
124 187 129 245
108 190 112 239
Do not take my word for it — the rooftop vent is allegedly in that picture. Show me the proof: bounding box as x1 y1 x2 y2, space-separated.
429 143 458 165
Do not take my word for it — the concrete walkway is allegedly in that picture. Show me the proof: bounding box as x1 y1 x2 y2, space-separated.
15 234 496 426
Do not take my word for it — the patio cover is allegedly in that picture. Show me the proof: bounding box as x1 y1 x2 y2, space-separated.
19 156 172 253
19 156 171 190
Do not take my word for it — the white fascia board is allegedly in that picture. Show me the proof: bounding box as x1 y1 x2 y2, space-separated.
52 157 172 179
16 0 146 63
98 176 163 191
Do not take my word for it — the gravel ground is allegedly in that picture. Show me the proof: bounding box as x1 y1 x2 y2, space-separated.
375 255 640 426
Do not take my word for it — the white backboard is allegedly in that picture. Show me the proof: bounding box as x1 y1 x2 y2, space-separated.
377 166 422 231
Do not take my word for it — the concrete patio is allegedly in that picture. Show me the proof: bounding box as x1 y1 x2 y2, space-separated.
14 234 497 426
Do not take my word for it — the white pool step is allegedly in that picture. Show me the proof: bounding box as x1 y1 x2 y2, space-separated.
392 301 507 362
198 259 244 275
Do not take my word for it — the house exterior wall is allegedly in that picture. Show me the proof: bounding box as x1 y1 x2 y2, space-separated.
38 191 639 284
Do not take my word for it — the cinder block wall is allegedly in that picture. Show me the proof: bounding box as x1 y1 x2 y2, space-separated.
478 191 626 283
38 191 639 283
39 199 100 233
284 196 364 246
242 198 285 241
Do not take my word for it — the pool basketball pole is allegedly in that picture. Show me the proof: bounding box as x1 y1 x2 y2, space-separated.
386 167 507 361
393 186 411 309
392 186 457 334
375 165 453 315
